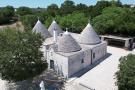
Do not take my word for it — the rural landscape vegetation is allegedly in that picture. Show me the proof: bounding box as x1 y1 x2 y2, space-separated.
0 0 135 90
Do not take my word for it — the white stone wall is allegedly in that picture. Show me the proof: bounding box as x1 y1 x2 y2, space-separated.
68 49 93 77
43 45 51 59
68 51 85 77
47 51 69 78
45 42 107 78
91 42 107 63
83 49 92 68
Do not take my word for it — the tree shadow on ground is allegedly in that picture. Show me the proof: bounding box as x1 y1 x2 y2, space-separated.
6 69 65 90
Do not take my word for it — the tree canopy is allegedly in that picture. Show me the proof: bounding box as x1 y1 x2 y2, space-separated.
0 29 47 82
16 6 32 16
47 4 59 17
20 15 38 31
44 12 88 33
0 6 15 24
1 0 135 37
116 54 135 90
59 12 88 33
60 0 76 15
92 7 135 36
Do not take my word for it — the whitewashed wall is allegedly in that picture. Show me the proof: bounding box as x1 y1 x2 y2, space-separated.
45 42 107 78
92 42 107 63
68 51 84 77
68 49 93 77
47 51 69 78
43 45 51 59
83 49 92 68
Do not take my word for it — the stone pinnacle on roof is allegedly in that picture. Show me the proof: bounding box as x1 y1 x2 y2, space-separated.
48 20 63 36
78 23 101 45
32 20 51 38
57 31 81 53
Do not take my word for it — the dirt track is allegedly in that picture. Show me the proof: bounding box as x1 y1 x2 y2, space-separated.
0 22 24 31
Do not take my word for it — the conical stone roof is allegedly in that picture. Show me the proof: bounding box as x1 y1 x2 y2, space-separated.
48 20 63 36
32 20 51 38
57 31 81 53
78 23 101 45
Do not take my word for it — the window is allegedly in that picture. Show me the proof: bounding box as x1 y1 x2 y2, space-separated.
93 53 95 59
81 59 84 63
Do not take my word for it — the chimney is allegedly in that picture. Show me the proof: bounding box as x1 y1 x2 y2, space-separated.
53 28 57 43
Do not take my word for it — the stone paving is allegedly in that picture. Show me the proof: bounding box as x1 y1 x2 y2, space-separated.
65 46 135 90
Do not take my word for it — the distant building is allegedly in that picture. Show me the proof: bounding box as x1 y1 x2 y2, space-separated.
130 4 135 8
33 20 107 78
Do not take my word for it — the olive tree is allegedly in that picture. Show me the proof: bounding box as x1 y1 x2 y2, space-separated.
116 54 135 90
0 29 47 82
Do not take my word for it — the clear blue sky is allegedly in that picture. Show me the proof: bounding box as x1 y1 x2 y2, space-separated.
0 0 135 8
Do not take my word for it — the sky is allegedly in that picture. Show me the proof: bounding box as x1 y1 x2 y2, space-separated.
0 0 135 8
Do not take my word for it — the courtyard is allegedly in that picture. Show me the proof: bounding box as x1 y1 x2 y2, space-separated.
65 46 134 90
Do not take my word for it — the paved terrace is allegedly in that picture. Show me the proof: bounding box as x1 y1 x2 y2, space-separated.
65 46 135 90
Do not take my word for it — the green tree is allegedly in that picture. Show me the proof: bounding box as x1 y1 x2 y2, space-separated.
116 54 135 90
47 4 59 17
92 7 135 36
76 3 88 11
3 6 15 18
44 12 87 33
111 0 122 7
59 12 88 33
44 16 54 28
0 29 47 82
20 15 38 31
16 6 32 16
0 6 15 24
60 0 76 15
36 11 50 22
91 1 111 18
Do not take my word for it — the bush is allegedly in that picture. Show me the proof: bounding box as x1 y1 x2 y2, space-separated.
116 54 135 90
0 29 47 82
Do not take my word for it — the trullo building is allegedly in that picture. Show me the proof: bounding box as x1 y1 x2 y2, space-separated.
32 20 51 38
33 20 107 78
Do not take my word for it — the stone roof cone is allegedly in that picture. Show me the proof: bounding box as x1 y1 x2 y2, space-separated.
33 20 51 38
48 20 63 36
58 31 81 53
78 23 101 45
